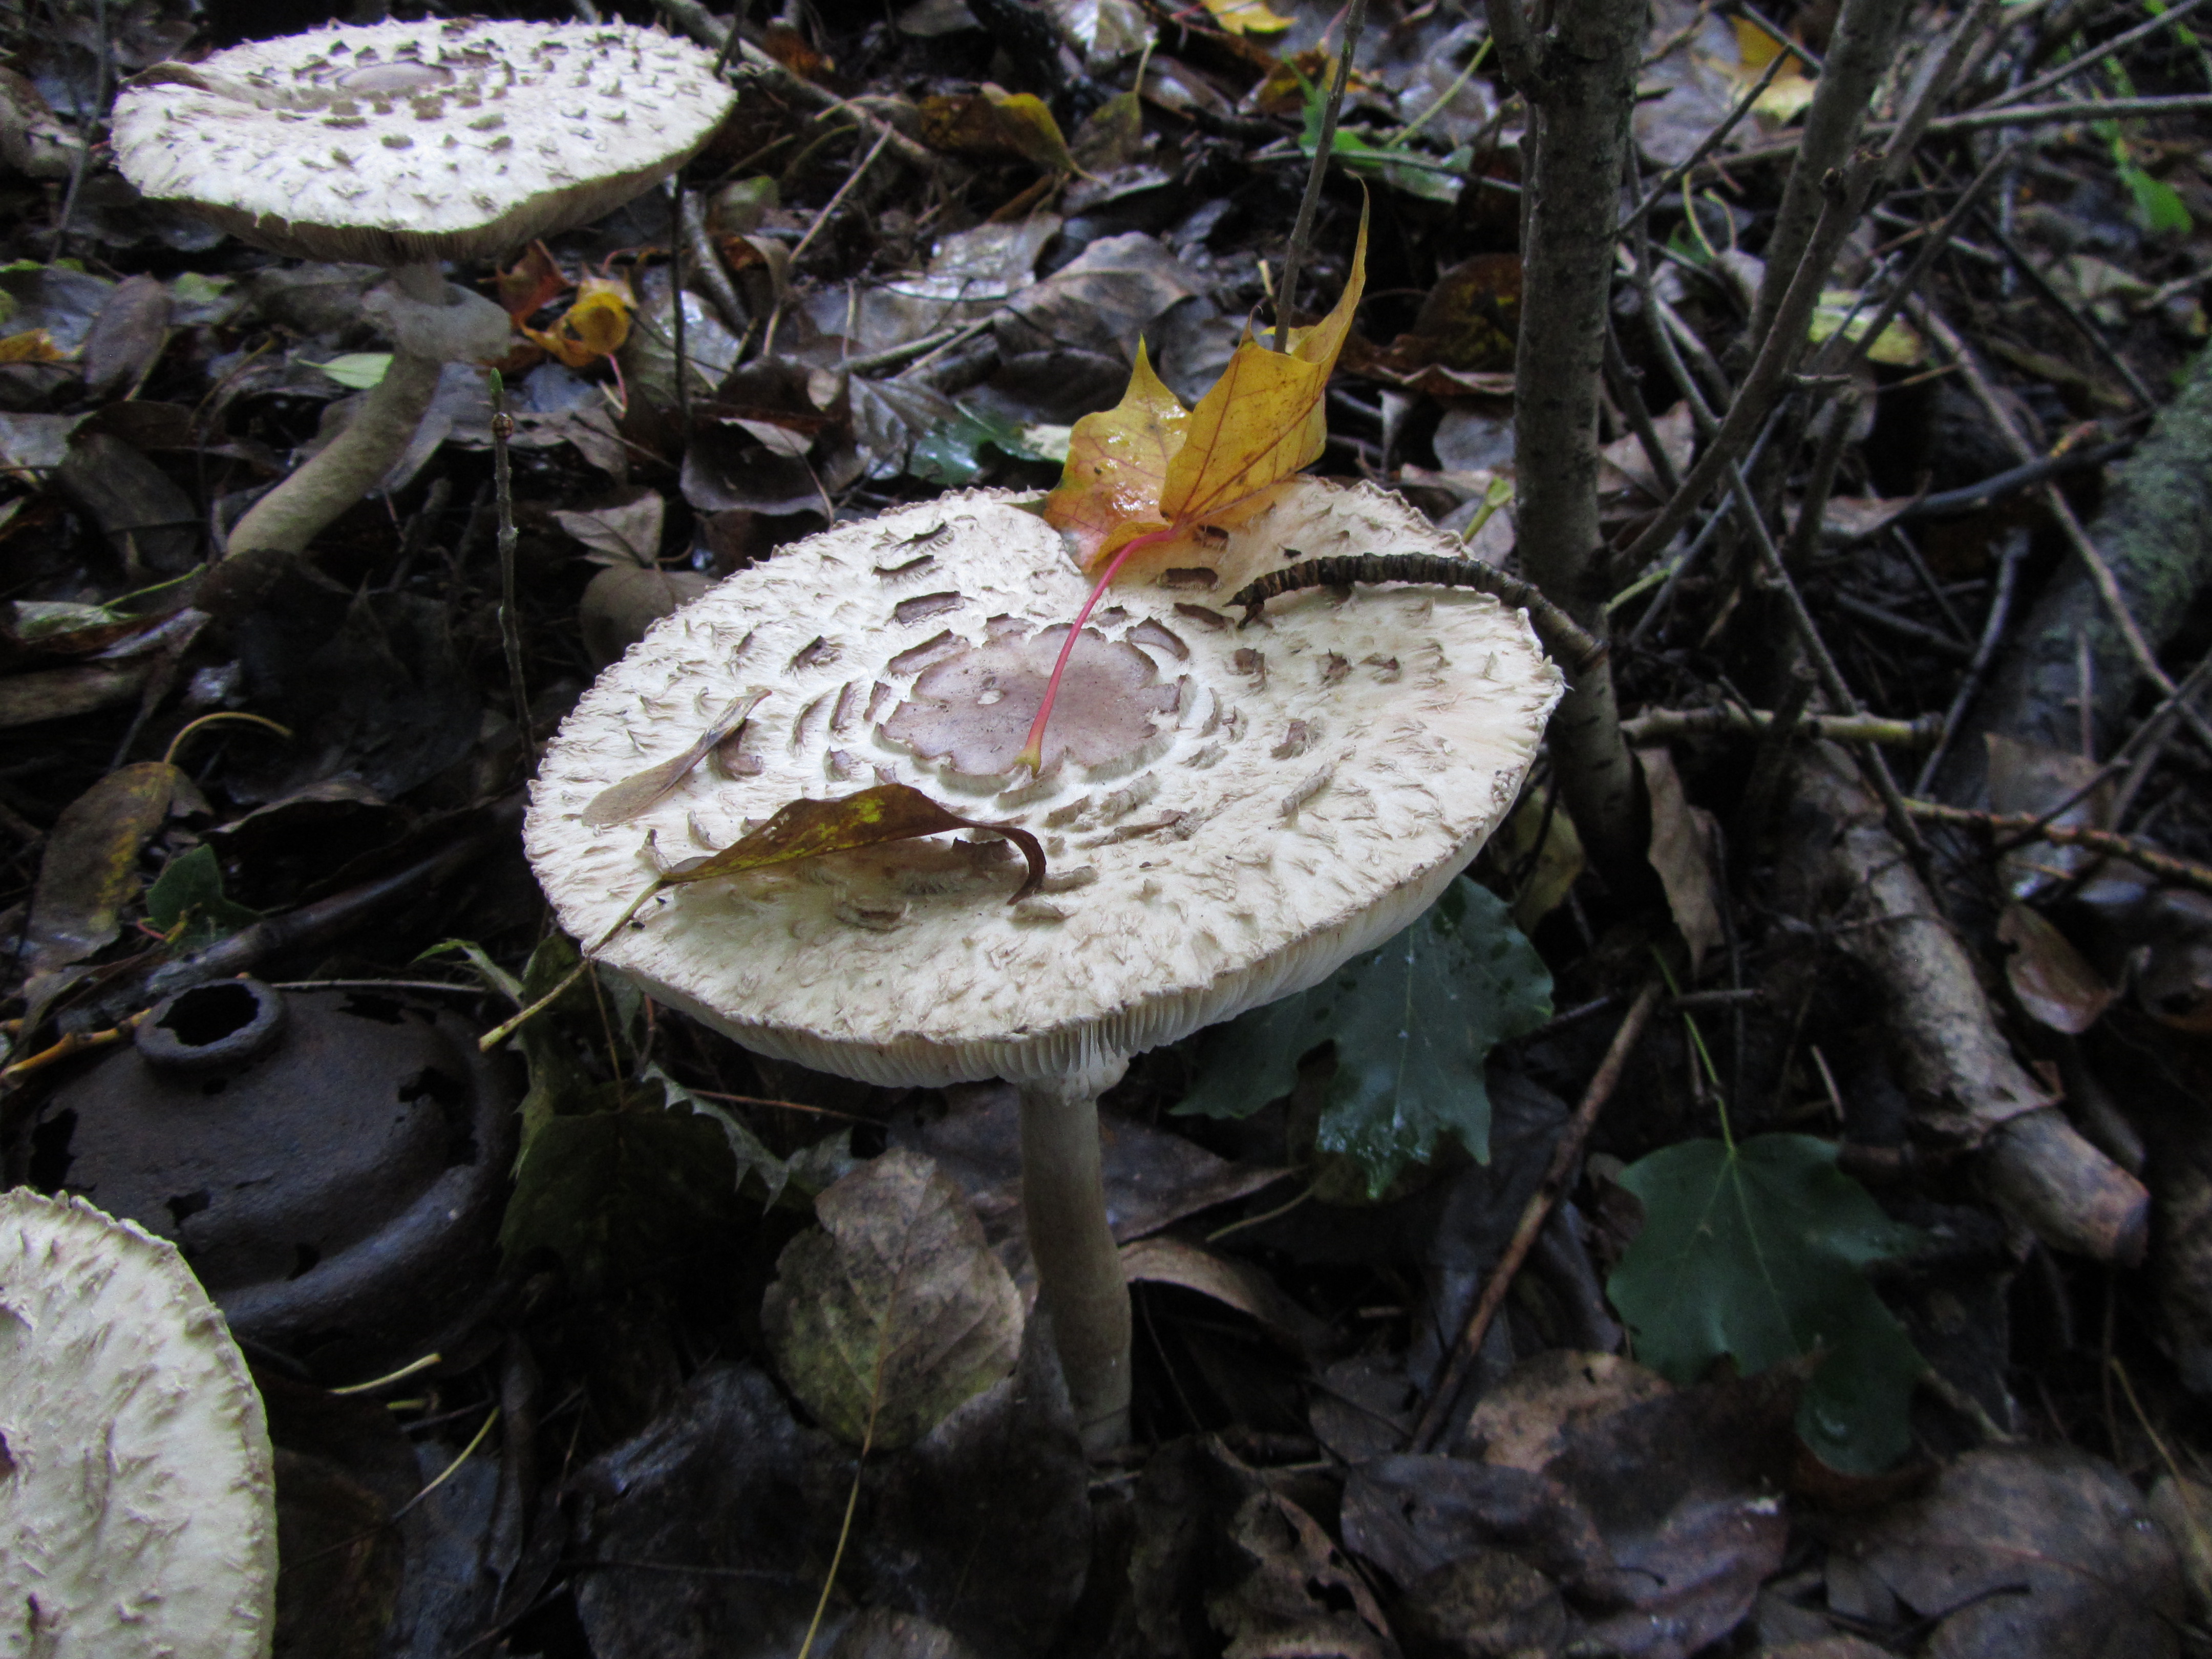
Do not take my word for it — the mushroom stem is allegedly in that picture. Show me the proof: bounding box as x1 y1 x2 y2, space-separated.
224 262 451 559
1017 1059 1133 1455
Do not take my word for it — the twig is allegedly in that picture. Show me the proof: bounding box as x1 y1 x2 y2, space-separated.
1827 591 1975 661
1982 0 2212 111
1903 799 2212 897
1623 706 1940 746
1619 158 1879 567
1974 210 2159 412
489 375 531 753
1274 0 1368 352
1915 532 2030 794
1916 301 2212 763
1741 0 1910 360
1694 92 2212 176
1898 438 2135 521
1232 553 1606 672
1409 977 1665 1452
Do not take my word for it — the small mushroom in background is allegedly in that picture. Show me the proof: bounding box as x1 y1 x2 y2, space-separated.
109 19 735 558
1 1187 279 1657
526 479 1560 1452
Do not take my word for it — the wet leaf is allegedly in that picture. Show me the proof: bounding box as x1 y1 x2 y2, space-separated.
23 760 180 976
661 781 1047 902
1177 878 1554 1195
1071 83 1146 175
1844 1446 2185 1658
762 1147 1024 1449
1607 1134 1926 1473
1998 902 2117 1034
582 688 769 827
82 273 171 397
1040 202 1367 571
555 487 667 569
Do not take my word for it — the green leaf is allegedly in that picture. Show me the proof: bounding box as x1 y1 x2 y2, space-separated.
144 844 260 946
1607 1134 1928 1474
307 352 393 389
1176 879 1552 1195
2120 161 2193 236
499 1108 746 1294
643 1060 790 1206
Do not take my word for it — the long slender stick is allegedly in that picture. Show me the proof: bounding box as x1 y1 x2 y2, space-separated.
1983 0 2212 111
1273 0 1369 352
489 372 530 755
1903 800 2212 897
1410 977 1665 1452
1914 533 2029 794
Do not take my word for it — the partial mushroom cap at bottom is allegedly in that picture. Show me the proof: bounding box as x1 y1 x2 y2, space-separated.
527 479 1561 1087
0 1189 278 1659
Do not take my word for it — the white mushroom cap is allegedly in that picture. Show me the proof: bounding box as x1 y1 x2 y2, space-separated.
527 480 1561 1087
111 20 735 266
0 1188 277 1659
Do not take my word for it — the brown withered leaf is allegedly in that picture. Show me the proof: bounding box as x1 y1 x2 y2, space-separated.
663 782 1046 902
581 688 769 828
1998 902 2117 1035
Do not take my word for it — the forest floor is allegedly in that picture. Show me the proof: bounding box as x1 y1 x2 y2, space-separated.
6 0 2212 1654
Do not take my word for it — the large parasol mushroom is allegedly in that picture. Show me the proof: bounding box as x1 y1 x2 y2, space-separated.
1 1187 279 1657
110 18 734 558
524 480 1560 1451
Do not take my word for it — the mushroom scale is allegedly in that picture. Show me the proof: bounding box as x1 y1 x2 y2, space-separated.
111 19 733 266
0 1189 278 1659
526 480 1562 1088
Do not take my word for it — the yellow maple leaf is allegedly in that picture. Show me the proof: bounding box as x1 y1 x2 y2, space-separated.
522 273 633 369
1021 200 1368 768
1728 17 1817 122
1039 339 1186 566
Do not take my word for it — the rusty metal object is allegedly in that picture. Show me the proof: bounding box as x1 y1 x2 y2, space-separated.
37 978 517 1376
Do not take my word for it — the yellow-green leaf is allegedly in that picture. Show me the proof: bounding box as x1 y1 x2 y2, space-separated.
1204 0 1293 35
1810 290 1922 366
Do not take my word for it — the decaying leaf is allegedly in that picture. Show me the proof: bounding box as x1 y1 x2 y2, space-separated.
0 326 65 363
762 1147 1025 1449
918 86 1080 172
660 781 1047 902
1637 746 1724 970
1998 902 2117 1035
1727 16 1816 121
494 240 569 321
582 688 769 827
1608 1134 1926 1474
23 760 181 976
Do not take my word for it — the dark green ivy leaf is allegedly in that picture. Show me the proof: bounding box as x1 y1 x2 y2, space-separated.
1607 1133 1928 1474
1175 878 1552 1195
145 843 261 947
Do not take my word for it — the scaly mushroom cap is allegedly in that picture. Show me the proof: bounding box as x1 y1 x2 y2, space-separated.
527 480 1561 1086
111 19 734 266
0 1188 278 1658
